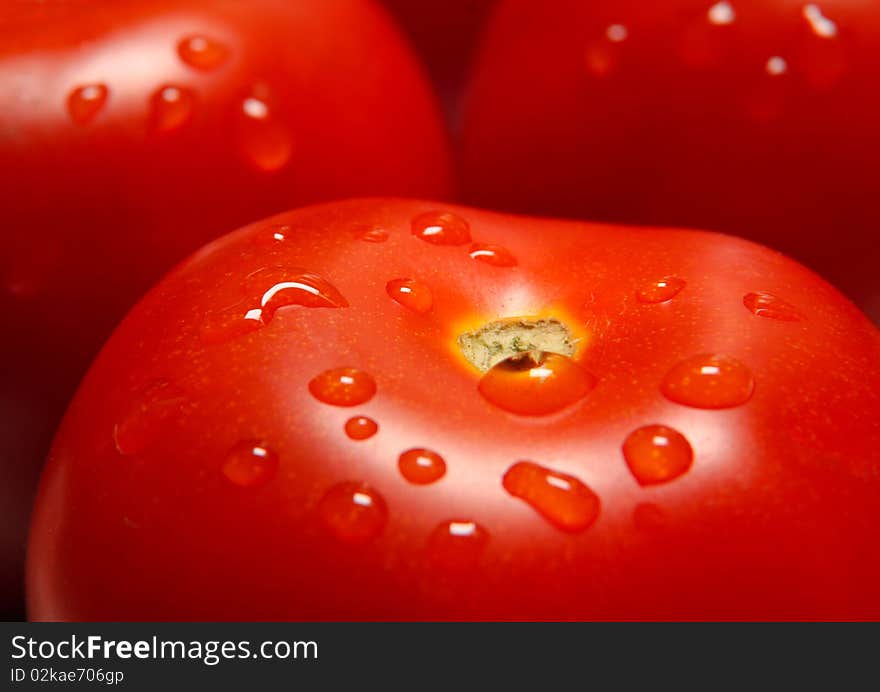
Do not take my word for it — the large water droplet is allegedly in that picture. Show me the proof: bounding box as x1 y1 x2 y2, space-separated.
478 351 596 416
177 35 229 71
398 448 446 485
411 211 471 246
149 85 195 133
245 266 349 322
386 278 433 314
222 440 279 488
318 482 388 543
238 95 293 172
636 276 686 303
67 84 108 124
344 416 378 440
428 520 489 570
743 292 804 321
502 461 600 532
468 243 517 267
309 367 376 407
622 425 693 485
113 380 186 455
661 354 754 409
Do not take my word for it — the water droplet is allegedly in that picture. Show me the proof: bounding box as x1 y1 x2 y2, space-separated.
468 243 517 267
765 56 788 76
199 304 264 345
318 482 388 543
222 440 279 488
67 84 108 124
245 266 349 322
238 95 293 172
149 85 194 133
707 1 735 25
253 224 292 247
386 278 433 314
427 520 489 570
636 276 686 303
113 380 186 455
309 367 376 407
354 226 389 243
398 448 446 485
605 24 628 42
622 425 693 485
345 416 378 440
478 351 596 416
661 354 754 409
177 34 229 71
502 461 600 533
411 211 471 246
743 292 804 321
803 4 837 38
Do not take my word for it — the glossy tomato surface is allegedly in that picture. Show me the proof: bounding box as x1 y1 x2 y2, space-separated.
28 199 880 620
0 0 451 618
461 0 880 321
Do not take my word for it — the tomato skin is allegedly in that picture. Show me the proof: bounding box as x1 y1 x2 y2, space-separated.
27 199 880 620
461 0 880 321
0 0 452 617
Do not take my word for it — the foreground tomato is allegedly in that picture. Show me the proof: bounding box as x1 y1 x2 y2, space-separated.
28 199 880 620
0 0 451 616
461 0 880 321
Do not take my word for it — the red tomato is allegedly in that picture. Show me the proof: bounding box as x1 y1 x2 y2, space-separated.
0 0 452 618
28 199 880 620
460 0 880 321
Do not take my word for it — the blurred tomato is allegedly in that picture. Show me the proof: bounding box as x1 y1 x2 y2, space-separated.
461 0 880 320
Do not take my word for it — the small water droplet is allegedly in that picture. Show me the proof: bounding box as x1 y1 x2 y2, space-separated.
345 416 378 440
113 380 186 455
707 1 735 25
636 276 686 303
622 425 693 485
743 292 804 321
309 367 376 406
428 520 489 570
222 440 279 488
149 84 194 133
468 243 517 267
411 211 471 246
354 226 389 243
398 448 446 484
67 84 108 124
765 56 788 76
318 482 388 543
245 266 349 321
803 4 837 38
177 34 229 71
238 95 293 172
661 354 754 409
478 351 596 416
502 461 600 532
253 224 292 247
199 304 264 345
605 24 628 42
386 278 433 314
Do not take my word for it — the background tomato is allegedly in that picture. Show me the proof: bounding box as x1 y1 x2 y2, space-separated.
0 0 452 619
460 0 880 321
28 199 880 620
